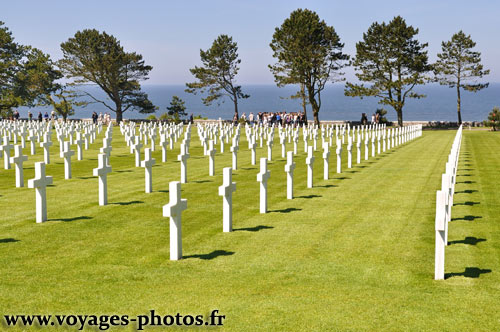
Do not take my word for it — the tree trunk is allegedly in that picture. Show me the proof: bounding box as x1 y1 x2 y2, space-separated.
456 85 462 125
233 96 239 121
308 92 320 126
300 84 308 122
397 107 403 127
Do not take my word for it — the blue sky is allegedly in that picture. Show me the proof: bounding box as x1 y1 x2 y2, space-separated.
3 0 499 84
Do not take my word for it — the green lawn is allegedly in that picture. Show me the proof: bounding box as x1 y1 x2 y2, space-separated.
0 127 498 331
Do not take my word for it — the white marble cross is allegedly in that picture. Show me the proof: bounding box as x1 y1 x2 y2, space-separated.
27 162 53 223
305 146 315 188
10 145 28 187
1 136 13 169
160 135 168 162
141 148 156 193
207 140 216 176
323 142 330 180
61 141 75 179
219 167 236 232
28 132 36 155
100 137 112 159
284 151 295 199
267 139 273 161
93 153 112 205
163 181 188 261
75 132 84 160
280 135 286 158
178 142 189 183
364 137 369 161
40 133 53 164
256 158 270 213
435 190 446 280
347 137 353 169
230 138 239 170
336 142 342 174
132 136 143 167
249 137 257 165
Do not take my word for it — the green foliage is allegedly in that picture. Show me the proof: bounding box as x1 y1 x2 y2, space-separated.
0 22 61 117
345 16 431 126
166 95 187 120
270 9 348 125
146 114 157 121
59 29 155 123
375 108 388 124
484 107 500 131
46 87 88 121
186 34 249 119
434 31 489 124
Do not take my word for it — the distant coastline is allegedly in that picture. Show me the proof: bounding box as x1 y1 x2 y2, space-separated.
18 83 500 122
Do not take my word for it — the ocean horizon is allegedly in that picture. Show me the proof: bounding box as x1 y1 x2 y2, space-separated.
18 83 500 122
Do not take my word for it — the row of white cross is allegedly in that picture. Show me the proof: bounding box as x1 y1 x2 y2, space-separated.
2 119 423 261
434 125 462 280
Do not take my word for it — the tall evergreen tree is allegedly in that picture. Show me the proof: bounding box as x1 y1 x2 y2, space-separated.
269 9 348 125
0 22 61 117
59 29 155 123
434 31 489 124
345 16 431 126
186 35 248 120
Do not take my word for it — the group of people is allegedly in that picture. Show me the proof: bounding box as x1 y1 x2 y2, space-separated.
91 112 112 124
360 112 381 125
235 111 308 127
25 111 57 122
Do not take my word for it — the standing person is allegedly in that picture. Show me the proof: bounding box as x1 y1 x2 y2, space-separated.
98 112 103 123
249 112 254 126
371 113 376 124
189 113 194 124
232 113 238 125
14 110 20 120
37 111 43 122
44 112 49 122
51 110 56 120
375 112 380 124
361 113 368 125
92 112 97 124
28 111 33 121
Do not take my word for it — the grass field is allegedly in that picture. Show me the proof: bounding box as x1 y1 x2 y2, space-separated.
0 126 499 331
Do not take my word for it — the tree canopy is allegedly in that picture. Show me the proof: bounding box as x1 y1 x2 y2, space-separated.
434 31 489 124
186 34 248 120
269 8 348 125
59 29 155 123
345 16 431 126
0 22 61 117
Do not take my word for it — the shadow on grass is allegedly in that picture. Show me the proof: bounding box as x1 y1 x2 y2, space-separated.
296 194 322 199
158 190 169 193
335 176 351 180
0 238 19 243
191 180 212 183
454 201 480 206
345 170 358 173
183 250 234 260
48 216 92 222
451 215 482 221
316 184 337 188
460 168 474 171
115 170 133 173
111 200 143 206
445 267 492 279
456 174 471 177
455 189 478 194
355 165 368 168
78 176 94 180
448 237 486 245
240 167 257 170
456 181 475 184
234 225 274 232
270 207 302 213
